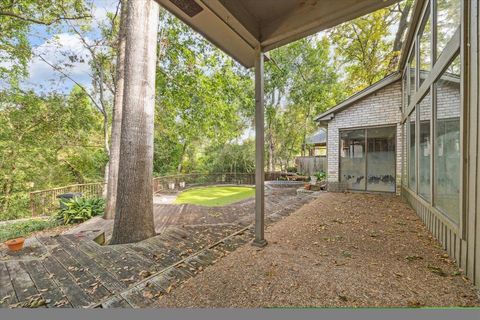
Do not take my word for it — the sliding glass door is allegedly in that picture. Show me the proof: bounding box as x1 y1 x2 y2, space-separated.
340 126 396 192
340 130 366 190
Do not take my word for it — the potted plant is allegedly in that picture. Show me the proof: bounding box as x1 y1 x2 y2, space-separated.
5 237 25 252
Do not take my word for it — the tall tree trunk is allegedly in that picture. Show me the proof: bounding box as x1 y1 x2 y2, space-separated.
268 133 274 172
105 0 127 220
177 143 187 173
110 0 159 244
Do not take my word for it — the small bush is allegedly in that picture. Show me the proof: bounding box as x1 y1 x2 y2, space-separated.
314 171 327 181
0 219 58 242
55 197 105 225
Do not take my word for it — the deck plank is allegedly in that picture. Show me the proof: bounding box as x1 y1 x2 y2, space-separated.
120 281 164 308
62 234 138 284
101 295 132 308
41 256 95 308
6 260 39 302
108 244 159 272
79 238 151 279
36 236 59 247
22 260 71 308
126 241 181 269
55 236 127 293
0 262 17 307
50 246 111 301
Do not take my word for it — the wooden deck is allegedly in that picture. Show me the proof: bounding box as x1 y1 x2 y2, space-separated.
0 189 315 308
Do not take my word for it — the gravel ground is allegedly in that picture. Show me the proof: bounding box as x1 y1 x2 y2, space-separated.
155 193 480 307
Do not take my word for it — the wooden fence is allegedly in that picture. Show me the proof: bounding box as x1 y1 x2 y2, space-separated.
29 172 283 216
30 183 105 217
296 156 327 175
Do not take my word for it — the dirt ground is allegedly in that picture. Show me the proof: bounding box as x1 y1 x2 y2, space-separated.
155 192 480 307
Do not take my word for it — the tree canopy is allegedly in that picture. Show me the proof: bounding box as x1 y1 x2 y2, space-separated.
0 0 91 86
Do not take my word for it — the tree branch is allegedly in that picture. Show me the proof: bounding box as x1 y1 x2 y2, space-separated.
35 53 103 114
0 11 91 25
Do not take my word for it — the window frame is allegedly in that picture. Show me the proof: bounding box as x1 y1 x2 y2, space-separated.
338 124 397 194
401 0 465 237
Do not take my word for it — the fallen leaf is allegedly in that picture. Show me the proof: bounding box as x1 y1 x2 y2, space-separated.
405 255 423 261
139 270 152 278
143 290 154 299
427 265 448 277
0 295 11 304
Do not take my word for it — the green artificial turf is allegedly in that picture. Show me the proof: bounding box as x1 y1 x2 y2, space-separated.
174 186 255 207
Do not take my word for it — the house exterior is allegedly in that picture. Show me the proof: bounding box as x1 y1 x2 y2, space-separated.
316 73 403 194
316 0 480 287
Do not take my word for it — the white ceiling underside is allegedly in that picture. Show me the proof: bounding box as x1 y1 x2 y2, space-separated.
155 0 400 67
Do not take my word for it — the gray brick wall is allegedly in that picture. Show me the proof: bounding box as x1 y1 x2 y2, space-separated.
326 80 403 194
416 81 460 120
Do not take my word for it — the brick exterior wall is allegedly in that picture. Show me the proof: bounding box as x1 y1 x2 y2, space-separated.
326 80 403 194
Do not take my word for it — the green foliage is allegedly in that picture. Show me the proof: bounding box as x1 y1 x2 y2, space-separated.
154 12 253 174
0 193 30 221
0 89 107 220
329 2 412 93
314 171 327 181
198 140 255 174
263 36 344 170
54 197 105 225
0 219 58 242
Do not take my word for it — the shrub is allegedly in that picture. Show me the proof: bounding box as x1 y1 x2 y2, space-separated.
0 219 58 242
0 193 31 221
55 197 105 225
314 171 327 181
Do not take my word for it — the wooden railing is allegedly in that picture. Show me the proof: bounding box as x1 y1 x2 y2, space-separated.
152 172 283 193
29 172 284 216
152 173 251 193
30 182 105 217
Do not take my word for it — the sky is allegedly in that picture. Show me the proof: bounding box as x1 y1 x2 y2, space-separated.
21 0 119 94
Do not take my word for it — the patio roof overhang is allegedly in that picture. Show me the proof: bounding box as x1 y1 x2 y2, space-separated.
155 0 401 68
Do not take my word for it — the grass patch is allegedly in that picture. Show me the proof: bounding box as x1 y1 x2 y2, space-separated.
0 219 59 242
174 186 254 207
